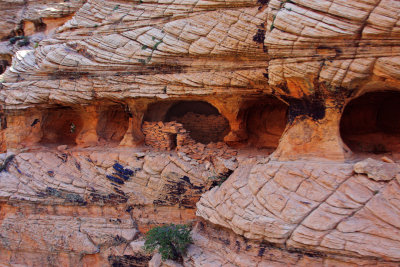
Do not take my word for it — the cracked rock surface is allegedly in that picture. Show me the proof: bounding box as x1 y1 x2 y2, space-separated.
197 158 400 261
1 0 400 266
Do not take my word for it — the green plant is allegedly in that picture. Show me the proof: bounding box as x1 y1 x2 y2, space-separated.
144 224 192 261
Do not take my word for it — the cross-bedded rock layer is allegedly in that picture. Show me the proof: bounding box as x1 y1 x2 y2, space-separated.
0 0 400 266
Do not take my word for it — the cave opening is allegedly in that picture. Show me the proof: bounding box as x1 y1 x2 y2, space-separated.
242 97 288 149
40 107 83 145
97 105 129 144
164 101 230 144
340 91 400 154
142 100 230 150
0 58 10 74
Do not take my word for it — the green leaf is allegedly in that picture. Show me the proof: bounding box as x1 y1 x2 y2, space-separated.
113 4 120 10
144 224 192 261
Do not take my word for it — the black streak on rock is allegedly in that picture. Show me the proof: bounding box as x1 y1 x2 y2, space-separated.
30 118 40 127
106 175 124 184
253 29 265 44
286 97 326 123
257 0 270 5
108 255 152 267
113 172 130 181
0 155 15 173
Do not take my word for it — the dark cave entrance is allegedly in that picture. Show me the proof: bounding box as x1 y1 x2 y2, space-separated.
40 107 83 145
0 58 10 74
164 101 230 144
340 91 400 154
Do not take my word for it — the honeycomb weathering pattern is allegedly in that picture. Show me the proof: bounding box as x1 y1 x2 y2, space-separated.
0 0 400 266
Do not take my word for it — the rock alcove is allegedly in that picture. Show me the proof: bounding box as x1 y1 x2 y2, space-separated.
340 91 400 154
241 97 288 149
40 107 83 146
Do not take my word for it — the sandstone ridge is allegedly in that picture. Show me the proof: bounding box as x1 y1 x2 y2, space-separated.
0 0 400 266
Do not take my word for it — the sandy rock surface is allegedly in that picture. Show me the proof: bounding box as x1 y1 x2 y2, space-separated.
0 0 400 266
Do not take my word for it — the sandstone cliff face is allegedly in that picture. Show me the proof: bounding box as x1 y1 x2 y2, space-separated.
0 0 400 266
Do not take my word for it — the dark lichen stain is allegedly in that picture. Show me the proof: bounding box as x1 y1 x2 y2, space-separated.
114 172 130 181
108 255 152 267
180 176 204 190
106 175 125 184
253 29 265 44
218 237 230 246
258 247 266 257
257 0 270 5
109 162 138 182
31 118 40 127
153 175 206 208
285 97 326 123
40 187 87 205
89 192 128 204
113 187 126 196
0 155 15 173
109 218 122 224
74 161 81 171
235 240 241 252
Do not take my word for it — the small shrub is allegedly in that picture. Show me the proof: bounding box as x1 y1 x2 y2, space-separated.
144 224 192 261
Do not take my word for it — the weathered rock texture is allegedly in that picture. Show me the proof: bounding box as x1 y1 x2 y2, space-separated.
0 148 224 265
197 157 400 262
0 0 400 266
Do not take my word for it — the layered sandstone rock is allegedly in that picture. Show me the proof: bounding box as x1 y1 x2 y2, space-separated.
197 156 400 262
0 0 400 266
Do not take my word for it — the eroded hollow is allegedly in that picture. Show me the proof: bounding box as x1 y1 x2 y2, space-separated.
0 57 11 74
164 101 230 144
242 97 288 149
40 107 83 145
97 105 129 144
340 91 400 154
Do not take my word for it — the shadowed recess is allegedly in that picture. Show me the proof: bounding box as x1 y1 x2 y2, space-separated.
40 107 83 145
341 91 400 154
242 97 288 149
161 101 230 144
